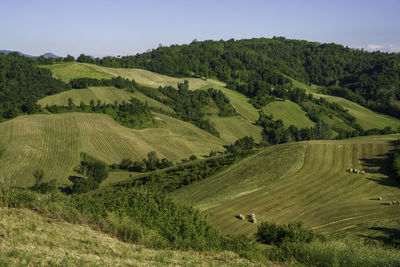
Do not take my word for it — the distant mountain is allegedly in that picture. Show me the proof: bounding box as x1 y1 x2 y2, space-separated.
41 52 59 58
0 50 33 57
0 50 58 58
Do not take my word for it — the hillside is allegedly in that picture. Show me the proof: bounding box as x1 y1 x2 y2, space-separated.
42 62 400 133
0 113 224 187
0 208 251 266
171 135 400 237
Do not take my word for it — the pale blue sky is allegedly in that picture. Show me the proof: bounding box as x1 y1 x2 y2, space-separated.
1 0 399 56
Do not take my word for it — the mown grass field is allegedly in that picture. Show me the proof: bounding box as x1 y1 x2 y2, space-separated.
0 208 251 266
42 63 113 82
261 100 315 128
0 113 224 187
172 135 400 238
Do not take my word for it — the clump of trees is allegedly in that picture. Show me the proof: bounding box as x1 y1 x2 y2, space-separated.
69 76 137 91
111 151 173 172
46 97 154 129
256 221 324 246
67 153 109 194
30 169 57 194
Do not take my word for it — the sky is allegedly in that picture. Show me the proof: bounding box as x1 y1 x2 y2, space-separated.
1 0 399 57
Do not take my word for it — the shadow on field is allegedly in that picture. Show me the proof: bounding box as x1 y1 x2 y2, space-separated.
360 146 400 188
361 227 400 248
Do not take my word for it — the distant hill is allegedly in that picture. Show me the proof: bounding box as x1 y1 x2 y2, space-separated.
0 49 32 57
40 52 58 58
0 50 58 58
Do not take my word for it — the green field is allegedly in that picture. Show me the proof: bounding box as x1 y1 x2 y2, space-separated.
261 100 315 128
314 93 400 130
42 63 113 82
172 135 400 237
208 115 262 144
0 113 224 187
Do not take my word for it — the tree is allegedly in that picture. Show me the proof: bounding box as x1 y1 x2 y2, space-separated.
63 54 75 62
33 169 45 185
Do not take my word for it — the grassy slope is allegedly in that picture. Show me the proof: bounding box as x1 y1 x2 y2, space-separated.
0 208 251 266
314 93 400 130
42 63 113 82
0 113 224 187
286 76 400 130
172 135 400 238
261 100 314 128
42 62 264 142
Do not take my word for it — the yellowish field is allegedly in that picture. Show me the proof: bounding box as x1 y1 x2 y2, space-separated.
172 135 400 237
0 113 224 187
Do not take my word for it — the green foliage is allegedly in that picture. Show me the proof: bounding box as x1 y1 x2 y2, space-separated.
67 153 109 194
225 136 256 153
69 76 137 90
33 169 45 185
0 53 70 120
207 88 237 116
46 97 154 129
256 221 324 246
112 151 173 172
114 150 255 192
92 38 400 118
158 82 220 136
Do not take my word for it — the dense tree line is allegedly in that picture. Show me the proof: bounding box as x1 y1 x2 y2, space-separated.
69 76 137 91
82 37 400 117
113 150 256 192
0 53 70 120
46 97 154 129
66 153 109 194
111 151 173 172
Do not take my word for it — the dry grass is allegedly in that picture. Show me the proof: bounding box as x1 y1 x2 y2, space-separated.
0 208 254 266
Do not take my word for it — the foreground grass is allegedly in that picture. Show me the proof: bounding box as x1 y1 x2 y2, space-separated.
0 208 253 266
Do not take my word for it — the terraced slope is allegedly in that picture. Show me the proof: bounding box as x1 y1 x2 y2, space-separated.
172 135 400 237
0 113 223 187
0 208 250 266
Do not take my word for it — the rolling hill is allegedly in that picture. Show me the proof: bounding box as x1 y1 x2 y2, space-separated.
0 113 224 187
171 135 400 237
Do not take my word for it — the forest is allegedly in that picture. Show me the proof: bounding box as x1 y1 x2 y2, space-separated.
69 37 400 117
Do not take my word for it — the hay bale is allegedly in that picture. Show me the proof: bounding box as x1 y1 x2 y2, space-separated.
236 214 244 220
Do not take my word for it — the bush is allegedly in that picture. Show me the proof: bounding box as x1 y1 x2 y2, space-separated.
256 221 324 246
